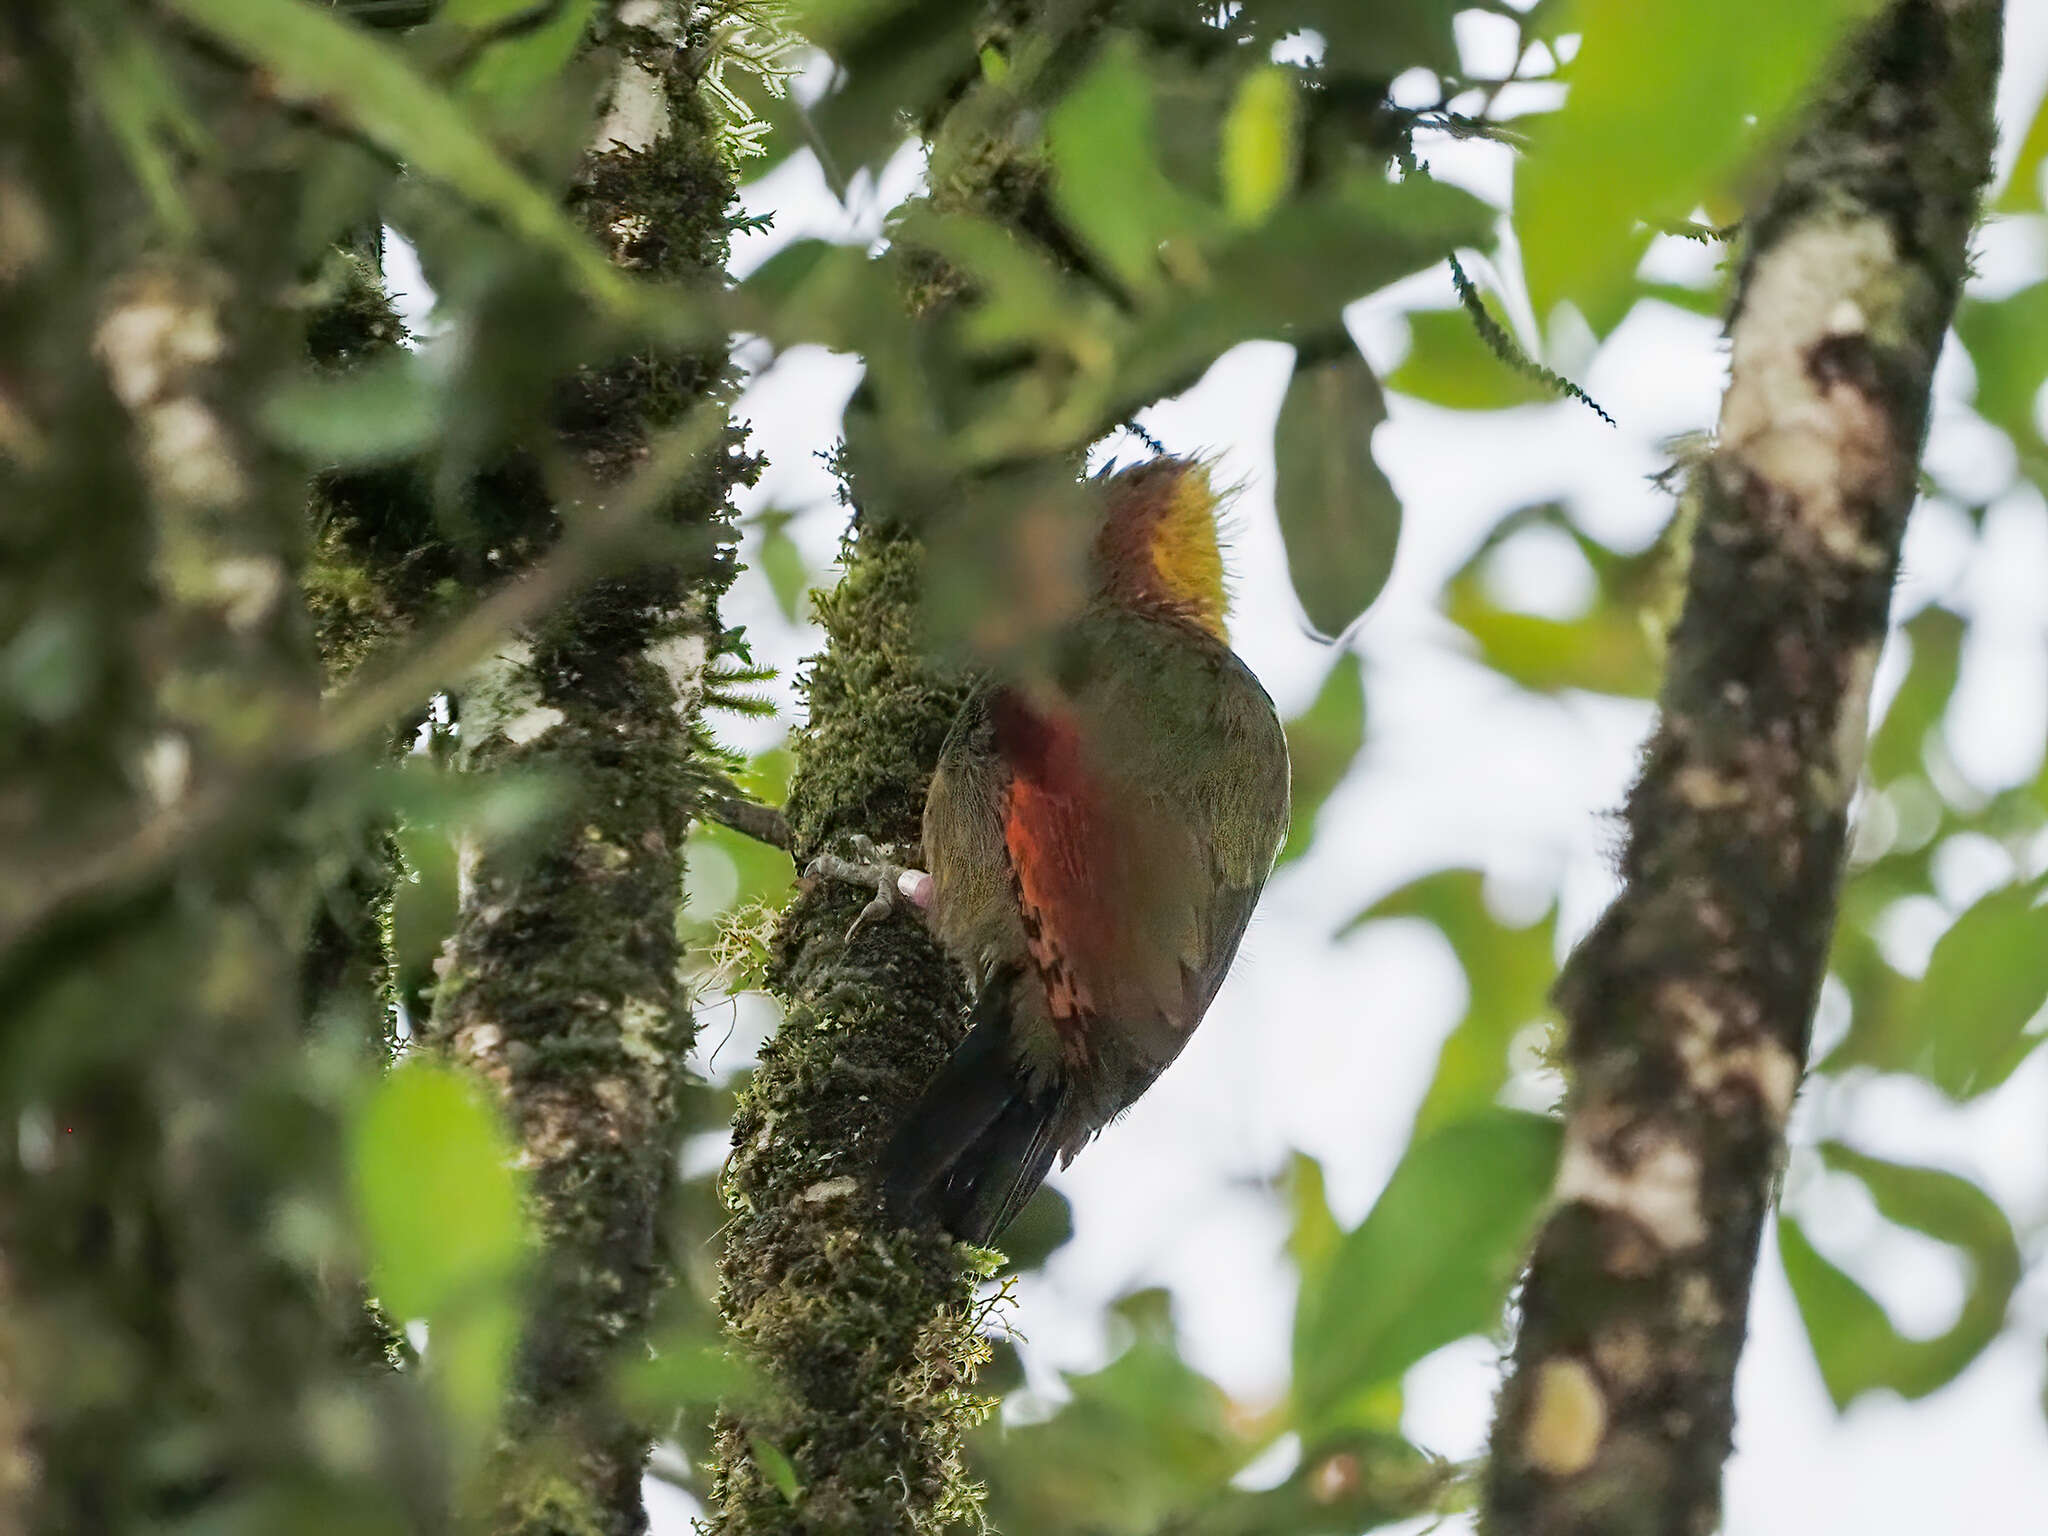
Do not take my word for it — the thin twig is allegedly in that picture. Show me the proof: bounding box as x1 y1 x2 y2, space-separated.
702 795 793 852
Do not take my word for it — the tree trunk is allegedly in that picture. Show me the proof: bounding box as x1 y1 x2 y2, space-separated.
382 9 759 1534
1481 5 2003 1534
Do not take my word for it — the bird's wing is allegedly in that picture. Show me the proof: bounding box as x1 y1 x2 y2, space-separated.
988 687 1127 1056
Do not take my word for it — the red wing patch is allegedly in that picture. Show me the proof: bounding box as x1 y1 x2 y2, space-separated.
992 690 1117 1063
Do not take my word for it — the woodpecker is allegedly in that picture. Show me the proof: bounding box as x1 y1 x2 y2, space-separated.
863 457 1291 1245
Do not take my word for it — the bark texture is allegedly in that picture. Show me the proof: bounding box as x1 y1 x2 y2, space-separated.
1482 5 2002 1535
397 11 758 1535
708 520 983 1535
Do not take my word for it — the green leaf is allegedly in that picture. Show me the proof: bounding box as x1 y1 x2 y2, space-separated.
737 238 902 355
1866 607 1963 785
349 1058 529 1450
1442 599 1662 698
1278 653 1365 864
1114 172 1494 415
1283 1151 1343 1301
1439 502 1671 698
262 351 443 464
1048 35 1203 294
456 0 597 115
1344 871 1560 1139
793 0 982 186
1273 342 1402 640
752 512 812 624
77 27 213 241
350 1059 527 1317
1956 281 2048 459
979 1289 1246 1536
1387 306 1555 412
1915 880 2048 1100
1782 1146 2021 1408
1293 1108 1560 1437
164 0 653 326
1995 81 2048 213
1220 67 1298 228
1516 0 1880 323
750 1434 803 1503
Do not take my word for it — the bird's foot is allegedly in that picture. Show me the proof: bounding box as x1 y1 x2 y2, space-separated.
806 835 933 941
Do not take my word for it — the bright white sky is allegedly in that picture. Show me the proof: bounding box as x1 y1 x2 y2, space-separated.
390 8 2048 1530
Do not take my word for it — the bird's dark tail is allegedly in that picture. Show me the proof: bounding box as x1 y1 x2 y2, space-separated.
877 980 1064 1247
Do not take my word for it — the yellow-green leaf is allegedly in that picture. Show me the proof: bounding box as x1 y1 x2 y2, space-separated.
1221 67 1298 228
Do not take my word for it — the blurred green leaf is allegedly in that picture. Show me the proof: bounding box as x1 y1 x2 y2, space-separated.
979 1288 1249 1536
349 1058 529 1450
1114 172 1493 416
1345 870 1559 1137
1274 342 1401 639
618 1333 760 1420
455 0 597 118
1866 607 1963 785
737 238 903 357
1284 1150 1343 1301
1915 880 2048 1100
1049 35 1205 294
1294 1108 1560 1437
1441 503 1669 697
1782 1144 2021 1408
1220 66 1298 228
264 351 444 464
1517 0 1879 323
165 0 654 325
793 0 981 187
752 512 812 624
750 1433 802 1502
77 27 212 241
1956 280 2048 467
1168 1432 1451 1536
1635 277 1726 319
1279 652 1366 864
1996 81 2048 213
1387 305 1555 412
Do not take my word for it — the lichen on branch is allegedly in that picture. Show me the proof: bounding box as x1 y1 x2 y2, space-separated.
1481 5 2003 1535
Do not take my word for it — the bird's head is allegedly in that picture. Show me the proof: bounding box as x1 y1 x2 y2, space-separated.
1092 457 1231 641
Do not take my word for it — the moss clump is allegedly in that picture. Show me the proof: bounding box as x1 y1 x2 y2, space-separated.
709 517 988 1536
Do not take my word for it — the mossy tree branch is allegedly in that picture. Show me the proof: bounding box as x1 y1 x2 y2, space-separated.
1481 5 2002 1534
704 4 1070 1526
709 519 982 1534
286 4 760 1530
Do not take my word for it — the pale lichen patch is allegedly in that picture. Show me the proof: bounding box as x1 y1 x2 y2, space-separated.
1591 1322 1655 1394
645 630 709 721
598 61 669 154
1555 1121 1708 1253
797 1177 859 1205
1663 982 1801 1121
1522 1358 1607 1478
1674 767 1748 810
1718 216 1897 558
94 275 251 513
1826 642 1881 807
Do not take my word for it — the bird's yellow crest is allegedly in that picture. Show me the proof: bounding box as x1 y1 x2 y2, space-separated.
1097 458 1230 640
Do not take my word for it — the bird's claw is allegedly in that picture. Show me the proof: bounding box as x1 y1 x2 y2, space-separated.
805 835 933 942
